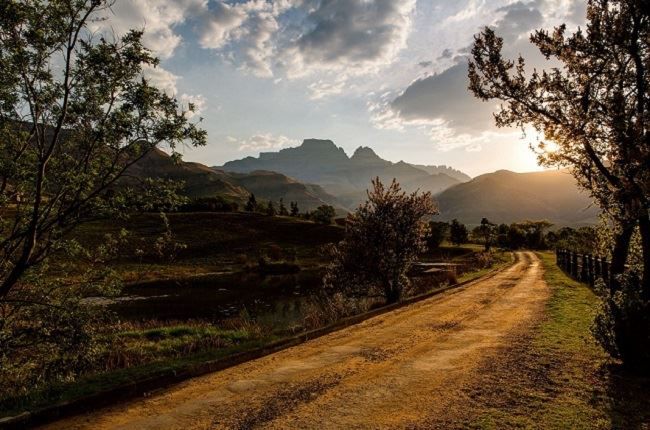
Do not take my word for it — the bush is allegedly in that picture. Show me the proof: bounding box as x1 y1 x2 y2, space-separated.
324 178 436 303
311 205 336 225
427 221 449 250
592 274 650 373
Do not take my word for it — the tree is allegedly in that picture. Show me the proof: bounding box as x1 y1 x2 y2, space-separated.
427 221 449 250
506 223 527 250
468 0 650 369
496 223 510 248
478 218 497 251
266 200 277 217
516 220 553 249
0 0 205 394
290 201 299 217
324 178 437 303
468 0 649 295
279 198 289 216
449 219 469 246
0 1 205 299
245 194 258 212
311 205 336 225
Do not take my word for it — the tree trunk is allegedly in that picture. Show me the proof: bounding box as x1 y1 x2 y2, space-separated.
638 212 650 301
610 220 636 293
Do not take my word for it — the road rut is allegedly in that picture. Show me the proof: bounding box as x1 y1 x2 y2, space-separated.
45 251 548 429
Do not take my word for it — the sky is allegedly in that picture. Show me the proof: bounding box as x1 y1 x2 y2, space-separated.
103 0 587 177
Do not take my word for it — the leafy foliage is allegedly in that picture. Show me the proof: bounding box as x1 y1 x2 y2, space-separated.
290 201 299 217
310 205 336 225
426 221 449 250
449 219 469 246
0 232 126 404
0 0 206 299
0 0 206 398
265 201 277 217
245 194 258 212
324 178 437 303
592 275 650 373
469 0 650 368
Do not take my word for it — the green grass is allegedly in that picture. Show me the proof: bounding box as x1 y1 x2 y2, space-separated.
467 251 650 429
0 330 276 418
456 251 513 283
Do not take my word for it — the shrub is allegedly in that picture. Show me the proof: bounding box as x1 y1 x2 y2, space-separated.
324 178 437 303
311 205 336 225
427 221 449 250
592 274 650 373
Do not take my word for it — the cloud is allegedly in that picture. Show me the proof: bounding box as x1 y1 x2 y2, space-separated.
142 65 206 117
180 93 207 118
99 0 205 59
371 0 556 149
105 0 417 96
283 0 416 78
228 133 299 151
142 65 180 95
197 2 247 49
192 0 416 86
307 78 348 100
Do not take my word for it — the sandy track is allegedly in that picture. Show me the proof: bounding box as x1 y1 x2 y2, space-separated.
45 251 548 430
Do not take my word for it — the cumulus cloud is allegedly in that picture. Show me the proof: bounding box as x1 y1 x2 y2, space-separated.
194 0 416 82
142 65 180 95
98 0 205 59
228 133 299 151
104 0 417 95
283 0 416 78
142 65 207 117
197 2 247 49
370 0 571 150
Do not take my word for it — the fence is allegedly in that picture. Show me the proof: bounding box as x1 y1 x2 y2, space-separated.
555 249 611 288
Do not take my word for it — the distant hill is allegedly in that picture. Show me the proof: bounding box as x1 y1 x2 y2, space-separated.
410 164 471 183
127 149 250 201
127 149 346 213
219 139 470 207
435 170 600 226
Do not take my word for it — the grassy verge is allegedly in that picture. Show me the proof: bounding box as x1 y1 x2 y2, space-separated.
464 251 649 429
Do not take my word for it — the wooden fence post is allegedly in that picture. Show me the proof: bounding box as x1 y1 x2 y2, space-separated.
571 252 579 279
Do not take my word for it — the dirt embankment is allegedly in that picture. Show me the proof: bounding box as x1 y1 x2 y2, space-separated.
45 251 548 429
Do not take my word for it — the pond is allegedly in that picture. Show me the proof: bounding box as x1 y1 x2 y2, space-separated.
110 270 327 326
109 261 473 328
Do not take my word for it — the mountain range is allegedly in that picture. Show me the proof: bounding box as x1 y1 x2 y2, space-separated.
219 139 469 208
127 149 346 213
129 141 601 227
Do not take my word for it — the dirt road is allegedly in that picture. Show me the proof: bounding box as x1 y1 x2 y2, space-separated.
46 251 549 429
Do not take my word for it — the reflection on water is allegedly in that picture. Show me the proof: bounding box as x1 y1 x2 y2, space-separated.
110 264 468 327
111 270 325 326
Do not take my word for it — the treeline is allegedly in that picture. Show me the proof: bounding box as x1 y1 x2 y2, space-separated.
427 218 597 252
243 194 337 225
166 194 339 225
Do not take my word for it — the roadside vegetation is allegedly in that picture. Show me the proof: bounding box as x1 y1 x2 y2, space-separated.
469 0 650 372
457 252 650 429
0 204 512 417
